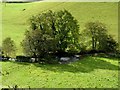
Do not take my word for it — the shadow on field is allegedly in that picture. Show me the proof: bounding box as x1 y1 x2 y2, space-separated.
12 61 30 65
34 56 118 73
93 53 120 61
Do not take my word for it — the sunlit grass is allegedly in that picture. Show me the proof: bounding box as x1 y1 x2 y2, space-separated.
1 56 119 88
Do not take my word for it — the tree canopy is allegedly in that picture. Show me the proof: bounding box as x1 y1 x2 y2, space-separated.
28 10 80 52
2 37 16 57
21 10 80 62
82 21 118 52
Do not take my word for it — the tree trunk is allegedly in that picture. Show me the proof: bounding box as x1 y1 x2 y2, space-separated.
33 53 37 62
92 37 95 50
94 38 97 50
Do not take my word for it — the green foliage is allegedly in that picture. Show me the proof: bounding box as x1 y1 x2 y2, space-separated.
83 21 107 50
2 37 16 57
99 35 118 52
55 10 80 52
29 10 80 52
82 21 118 52
21 29 57 61
21 10 80 61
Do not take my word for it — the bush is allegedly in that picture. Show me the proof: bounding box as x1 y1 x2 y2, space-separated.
2 37 16 58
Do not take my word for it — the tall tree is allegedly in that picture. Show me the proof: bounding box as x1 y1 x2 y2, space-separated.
83 21 108 50
21 10 80 62
83 21 118 52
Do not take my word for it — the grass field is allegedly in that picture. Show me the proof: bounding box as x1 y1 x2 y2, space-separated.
1 2 119 88
2 2 118 55
1 56 119 88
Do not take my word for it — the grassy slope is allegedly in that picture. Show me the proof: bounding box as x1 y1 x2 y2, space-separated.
1 56 118 88
2 2 118 55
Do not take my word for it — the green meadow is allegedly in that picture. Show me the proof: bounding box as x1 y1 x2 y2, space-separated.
1 56 119 88
1 2 119 88
2 2 118 55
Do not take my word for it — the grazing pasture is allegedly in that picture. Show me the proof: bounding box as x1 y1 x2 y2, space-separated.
1 56 119 88
2 2 118 55
1 2 119 89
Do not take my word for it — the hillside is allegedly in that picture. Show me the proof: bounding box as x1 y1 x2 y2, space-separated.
2 2 118 54
1 56 119 88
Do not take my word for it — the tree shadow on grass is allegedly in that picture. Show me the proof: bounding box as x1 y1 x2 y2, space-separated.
12 61 30 65
93 54 120 61
96 56 119 61
34 56 119 73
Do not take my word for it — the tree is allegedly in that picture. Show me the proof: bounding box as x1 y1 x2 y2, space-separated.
2 37 16 57
30 10 80 52
21 30 57 62
21 10 80 62
83 21 108 50
83 21 118 52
